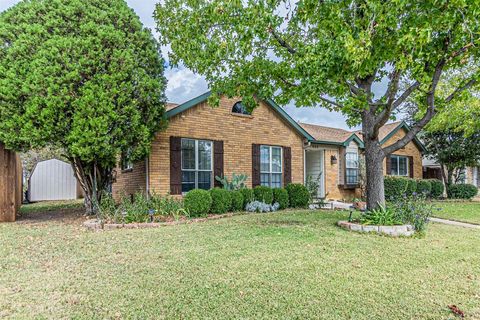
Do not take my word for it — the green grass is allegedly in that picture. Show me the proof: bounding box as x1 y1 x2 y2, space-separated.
20 199 84 214
1 208 479 319
432 201 480 224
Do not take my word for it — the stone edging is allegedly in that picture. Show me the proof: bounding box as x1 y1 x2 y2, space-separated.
337 221 415 237
84 212 240 230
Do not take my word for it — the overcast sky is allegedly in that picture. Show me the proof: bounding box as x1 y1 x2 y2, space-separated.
1 0 355 129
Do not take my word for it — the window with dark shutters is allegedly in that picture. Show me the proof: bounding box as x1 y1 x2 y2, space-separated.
283 146 292 185
214 141 224 187
252 144 261 187
170 136 182 195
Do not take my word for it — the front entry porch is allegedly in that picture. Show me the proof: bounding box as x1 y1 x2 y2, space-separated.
304 148 326 199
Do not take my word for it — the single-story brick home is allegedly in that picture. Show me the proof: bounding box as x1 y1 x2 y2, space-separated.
112 92 426 201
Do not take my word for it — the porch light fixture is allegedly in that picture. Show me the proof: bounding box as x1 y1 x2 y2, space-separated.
331 155 337 165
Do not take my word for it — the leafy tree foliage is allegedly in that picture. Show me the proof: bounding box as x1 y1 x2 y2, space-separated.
423 129 480 188
0 0 167 213
155 0 480 209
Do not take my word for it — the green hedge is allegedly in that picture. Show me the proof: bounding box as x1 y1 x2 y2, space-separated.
406 178 417 195
239 188 254 208
416 179 432 195
230 190 244 212
285 183 310 208
428 179 444 199
447 184 478 200
254 186 274 204
209 188 232 214
384 176 410 200
273 188 289 209
184 189 212 217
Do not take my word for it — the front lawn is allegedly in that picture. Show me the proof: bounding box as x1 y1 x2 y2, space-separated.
1 206 479 319
432 201 480 224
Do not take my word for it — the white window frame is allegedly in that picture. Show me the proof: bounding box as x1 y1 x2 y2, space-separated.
260 145 283 188
390 155 409 176
181 138 213 192
345 151 359 185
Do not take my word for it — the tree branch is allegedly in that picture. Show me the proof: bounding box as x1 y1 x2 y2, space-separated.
445 78 477 103
269 28 296 54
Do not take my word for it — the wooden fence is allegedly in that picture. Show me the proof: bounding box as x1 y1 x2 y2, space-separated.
0 143 22 222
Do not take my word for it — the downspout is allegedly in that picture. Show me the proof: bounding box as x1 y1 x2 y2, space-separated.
146 157 150 198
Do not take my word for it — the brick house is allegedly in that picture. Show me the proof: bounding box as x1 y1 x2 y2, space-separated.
112 92 426 201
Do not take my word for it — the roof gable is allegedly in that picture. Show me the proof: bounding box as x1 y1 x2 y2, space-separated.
165 92 315 141
379 121 427 153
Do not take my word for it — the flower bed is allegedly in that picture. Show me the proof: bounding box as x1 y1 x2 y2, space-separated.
337 221 415 237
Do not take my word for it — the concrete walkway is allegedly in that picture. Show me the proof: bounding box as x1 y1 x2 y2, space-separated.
430 217 480 229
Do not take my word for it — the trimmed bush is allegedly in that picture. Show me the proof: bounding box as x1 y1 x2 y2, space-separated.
230 190 244 212
184 189 212 217
254 186 274 204
405 178 417 195
273 188 289 209
416 179 432 196
239 188 254 209
428 179 444 199
384 176 409 201
447 184 478 200
285 183 310 208
209 188 232 214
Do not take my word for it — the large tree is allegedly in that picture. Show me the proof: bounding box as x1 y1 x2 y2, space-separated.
155 0 480 209
0 0 167 214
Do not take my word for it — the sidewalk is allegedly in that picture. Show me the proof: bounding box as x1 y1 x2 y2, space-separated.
430 217 480 229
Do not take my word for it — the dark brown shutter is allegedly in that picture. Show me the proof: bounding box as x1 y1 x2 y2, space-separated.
252 144 261 187
339 147 346 186
408 156 414 178
214 140 224 188
170 136 182 195
283 146 292 186
386 155 391 176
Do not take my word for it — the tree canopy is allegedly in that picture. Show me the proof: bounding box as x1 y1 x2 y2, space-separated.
155 0 480 208
0 0 167 212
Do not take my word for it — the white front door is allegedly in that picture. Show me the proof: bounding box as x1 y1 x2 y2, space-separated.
305 149 325 198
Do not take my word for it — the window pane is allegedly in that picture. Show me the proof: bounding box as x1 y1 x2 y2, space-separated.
198 171 212 190
272 147 282 173
260 173 270 186
271 173 282 188
390 157 398 175
260 146 270 172
346 152 358 169
181 171 195 193
181 139 195 170
198 141 212 170
346 169 358 184
398 157 408 176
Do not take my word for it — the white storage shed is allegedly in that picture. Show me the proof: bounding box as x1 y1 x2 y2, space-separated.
28 159 81 202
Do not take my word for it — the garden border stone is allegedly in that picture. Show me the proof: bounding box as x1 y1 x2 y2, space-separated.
337 221 415 237
84 212 238 230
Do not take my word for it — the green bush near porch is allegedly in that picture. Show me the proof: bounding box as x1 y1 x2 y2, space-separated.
415 179 432 195
253 186 274 204
209 188 232 214
184 189 212 217
230 190 244 212
285 183 309 208
273 188 289 209
239 188 255 208
447 184 478 200
428 179 445 199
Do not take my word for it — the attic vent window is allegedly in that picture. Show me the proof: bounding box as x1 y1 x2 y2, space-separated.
232 101 251 115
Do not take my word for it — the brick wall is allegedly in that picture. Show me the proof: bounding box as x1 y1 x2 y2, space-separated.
112 159 147 200
382 128 423 179
148 97 305 195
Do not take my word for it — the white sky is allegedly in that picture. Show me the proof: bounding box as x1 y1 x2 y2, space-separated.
1 0 355 129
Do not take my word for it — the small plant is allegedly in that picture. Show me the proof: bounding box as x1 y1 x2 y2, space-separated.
361 203 402 226
273 188 289 209
209 188 232 214
150 193 189 220
99 191 121 223
119 192 150 224
447 183 478 200
416 179 432 196
184 189 212 217
305 174 321 201
215 173 248 190
239 188 254 208
253 186 274 204
245 201 280 213
285 183 310 208
389 193 434 232
230 190 244 211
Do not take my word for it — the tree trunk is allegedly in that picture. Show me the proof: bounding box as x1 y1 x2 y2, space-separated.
364 138 386 210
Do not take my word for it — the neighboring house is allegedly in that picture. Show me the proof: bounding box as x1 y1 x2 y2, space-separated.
423 158 480 188
112 92 426 201
27 159 82 202
0 142 22 222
